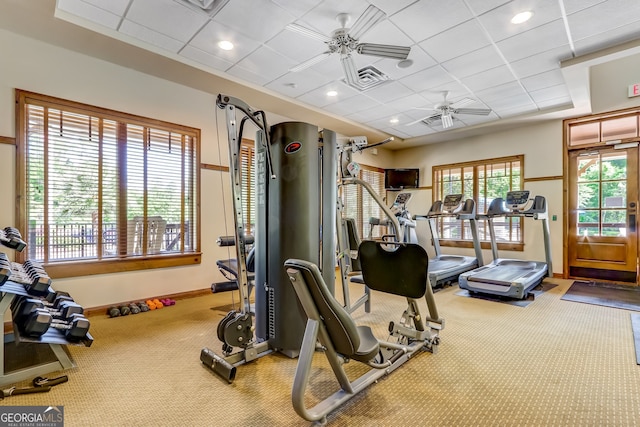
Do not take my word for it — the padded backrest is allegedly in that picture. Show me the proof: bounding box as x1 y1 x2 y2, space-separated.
344 218 362 272
285 259 360 357
358 240 428 299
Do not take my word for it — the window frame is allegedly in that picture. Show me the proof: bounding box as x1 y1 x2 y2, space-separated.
433 155 525 251
15 89 201 278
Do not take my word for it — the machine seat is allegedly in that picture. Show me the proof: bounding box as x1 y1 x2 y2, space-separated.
284 259 379 363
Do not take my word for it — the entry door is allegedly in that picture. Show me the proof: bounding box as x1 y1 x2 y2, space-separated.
568 146 639 283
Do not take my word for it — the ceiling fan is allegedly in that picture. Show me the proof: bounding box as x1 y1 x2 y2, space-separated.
408 91 492 129
285 5 411 89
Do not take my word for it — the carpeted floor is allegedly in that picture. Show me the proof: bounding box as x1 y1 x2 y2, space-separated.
4 278 640 426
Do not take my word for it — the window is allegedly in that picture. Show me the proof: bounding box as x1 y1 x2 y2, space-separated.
433 155 523 250
340 165 386 239
15 90 200 277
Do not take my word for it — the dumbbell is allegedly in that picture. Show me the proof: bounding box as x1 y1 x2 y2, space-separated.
14 297 83 323
128 303 140 314
107 306 121 318
137 301 150 312
0 252 11 286
21 259 52 296
16 300 90 340
1 227 26 252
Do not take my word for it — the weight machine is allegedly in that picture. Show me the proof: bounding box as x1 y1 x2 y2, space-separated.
201 95 338 382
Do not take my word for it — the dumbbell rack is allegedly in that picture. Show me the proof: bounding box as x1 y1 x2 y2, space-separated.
1 236 93 386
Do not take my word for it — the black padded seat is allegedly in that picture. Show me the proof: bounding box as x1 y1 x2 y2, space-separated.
285 259 379 363
349 274 365 284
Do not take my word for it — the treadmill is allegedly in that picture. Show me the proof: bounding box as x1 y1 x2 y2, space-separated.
417 194 484 288
458 190 553 299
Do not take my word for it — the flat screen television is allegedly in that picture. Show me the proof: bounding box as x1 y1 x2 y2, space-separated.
384 168 419 190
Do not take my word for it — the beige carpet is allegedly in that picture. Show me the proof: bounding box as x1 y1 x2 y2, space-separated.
4 278 640 426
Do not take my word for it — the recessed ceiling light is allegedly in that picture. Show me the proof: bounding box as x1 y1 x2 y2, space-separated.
327 90 338 97
511 11 533 24
218 40 234 50
390 118 399 124
397 59 413 69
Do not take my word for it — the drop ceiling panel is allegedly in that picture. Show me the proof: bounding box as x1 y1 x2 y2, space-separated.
45 0 640 145
126 0 208 43
56 0 123 29
390 0 474 42
460 65 516 92
496 19 569 62
419 19 492 63
441 45 506 78
212 0 295 42
477 0 562 42
188 20 262 62
120 20 185 53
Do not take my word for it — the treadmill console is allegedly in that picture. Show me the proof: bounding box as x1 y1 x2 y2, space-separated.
442 194 463 213
394 192 412 206
505 191 530 211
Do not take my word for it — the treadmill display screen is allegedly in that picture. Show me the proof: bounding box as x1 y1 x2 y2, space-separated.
506 191 530 207
443 194 463 208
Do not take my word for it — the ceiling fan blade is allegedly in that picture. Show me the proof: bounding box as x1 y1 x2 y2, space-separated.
290 52 332 72
407 113 442 126
449 97 476 109
341 54 360 87
357 43 410 60
285 23 332 42
441 114 454 128
348 4 386 40
453 107 492 116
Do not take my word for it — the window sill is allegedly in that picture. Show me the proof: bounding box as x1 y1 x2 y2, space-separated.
42 253 202 279
439 240 524 252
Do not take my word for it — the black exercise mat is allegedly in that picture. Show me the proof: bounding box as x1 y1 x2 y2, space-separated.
631 313 640 365
562 281 640 312
455 282 557 307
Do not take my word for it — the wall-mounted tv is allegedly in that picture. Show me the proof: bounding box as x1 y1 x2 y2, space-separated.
384 168 419 190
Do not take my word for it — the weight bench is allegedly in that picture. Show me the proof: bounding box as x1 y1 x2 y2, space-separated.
284 240 443 424
211 235 255 294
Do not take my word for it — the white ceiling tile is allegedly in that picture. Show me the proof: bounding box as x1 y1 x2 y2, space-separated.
521 69 566 92
529 84 571 103
81 0 131 15
464 0 511 15
370 0 421 16
496 19 569 62
126 0 208 42
510 45 573 78
266 29 328 64
180 45 234 71
476 0 562 42
389 0 474 42
371 47 437 81
213 0 295 42
270 0 319 19
265 69 333 98
419 19 492 63
535 95 573 109
491 101 539 117
362 81 414 103
323 94 379 116
460 65 516 92
356 18 414 46
120 20 185 52
568 0 640 41
296 81 362 108
486 92 536 110
573 21 640 56
294 0 373 35
399 66 455 93
457 112 499 125
421 81 473 103
234 45 297 82
476 81 528 103
57 0 123 29
562 0 606 14
347 102 397 122
188 20 262 62
386 93 431 112
441 45 506 78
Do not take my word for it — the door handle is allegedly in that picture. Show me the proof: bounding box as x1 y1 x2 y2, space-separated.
629 201 637 233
